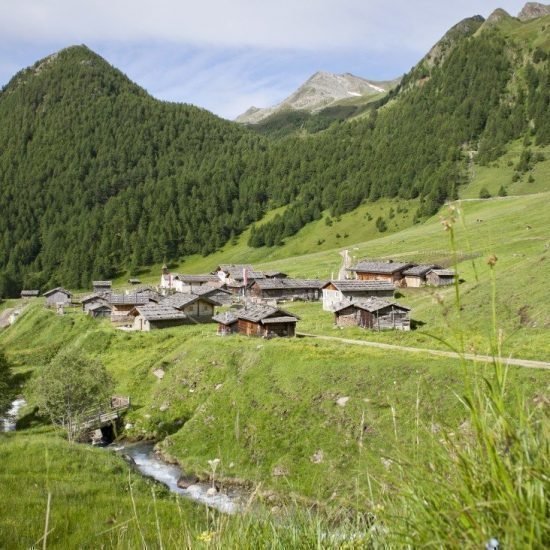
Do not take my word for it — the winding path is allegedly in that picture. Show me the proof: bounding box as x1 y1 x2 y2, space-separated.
296 332 550 370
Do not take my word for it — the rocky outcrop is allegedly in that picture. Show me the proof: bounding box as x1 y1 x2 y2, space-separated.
517 2 550 21
485 8 513 25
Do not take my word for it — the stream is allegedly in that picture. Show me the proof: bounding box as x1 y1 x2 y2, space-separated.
2 398 26 432
111 441 245 514
2 397 244 514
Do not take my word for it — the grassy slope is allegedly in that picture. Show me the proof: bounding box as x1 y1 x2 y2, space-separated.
1 304 547 506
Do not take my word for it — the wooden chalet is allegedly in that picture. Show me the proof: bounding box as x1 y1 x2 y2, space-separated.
322 280 395 311
426 269 456 286
20 290 40 298
347 261 413 284
212 311 239 336
172 274 222 294
81 293 110 313
87 303 112 318
333 298 411 331
44 287 72 307
92 280 112 294
249 278 326 302
161 293 220 322
402 265 441 288
233 304 299 338
129 304 188 331
109 294 151 322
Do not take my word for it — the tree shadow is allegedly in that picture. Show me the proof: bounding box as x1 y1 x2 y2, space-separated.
410 319 427 331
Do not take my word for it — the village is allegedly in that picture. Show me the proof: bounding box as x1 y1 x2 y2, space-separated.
17 255 457 337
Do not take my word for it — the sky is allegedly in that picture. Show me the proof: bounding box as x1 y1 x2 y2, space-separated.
0 1 533 119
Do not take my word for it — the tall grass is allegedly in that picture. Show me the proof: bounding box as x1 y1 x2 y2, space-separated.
378 208 549 547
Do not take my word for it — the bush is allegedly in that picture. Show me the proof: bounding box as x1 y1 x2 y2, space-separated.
497 185 507 197
376 217 388 232
479 187 491 199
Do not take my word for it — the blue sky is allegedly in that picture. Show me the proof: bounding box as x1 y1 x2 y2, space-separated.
0 1 533 119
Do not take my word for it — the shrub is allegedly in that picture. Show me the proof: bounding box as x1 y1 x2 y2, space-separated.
479 187 491 199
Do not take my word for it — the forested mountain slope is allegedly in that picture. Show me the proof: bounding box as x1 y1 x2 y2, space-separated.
0 12 549 295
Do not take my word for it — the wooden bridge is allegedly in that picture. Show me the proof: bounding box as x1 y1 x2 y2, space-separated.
74 396 130 435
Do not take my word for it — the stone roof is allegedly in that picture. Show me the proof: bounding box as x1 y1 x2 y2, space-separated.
162 292 221 309
402 264 440 277
325 280 395 292
193 286 231 297
236 304 299 323
128 278 141 284
92 281 112 287
174 274 220 283
430 269 456 277
212 311 239 325
333 297 410 313
348 261 413 274
43 287 72 297
81 293 109 303
253 278 327 290
21 290 40 297
261 316 299 324
109 294 149 306
133 304 188 321
88 303 112 312
263 271 288 278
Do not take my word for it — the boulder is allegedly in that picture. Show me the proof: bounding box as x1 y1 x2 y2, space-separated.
177 474 200 489
336 396 350 407
153 368 165 380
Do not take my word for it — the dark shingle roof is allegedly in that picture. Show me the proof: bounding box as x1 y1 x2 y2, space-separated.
402 264 440 276
81 293 109 303
133 304 188 321
43 287 72 297
333 298 410 313
348 261 412 274
254 278 327 290
325 280 395 292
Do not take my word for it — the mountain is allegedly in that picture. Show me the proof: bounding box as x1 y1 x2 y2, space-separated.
518 2 550 20
235 72 397 124
0 9 549 295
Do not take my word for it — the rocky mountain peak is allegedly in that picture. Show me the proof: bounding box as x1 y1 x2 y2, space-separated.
517 2 550 21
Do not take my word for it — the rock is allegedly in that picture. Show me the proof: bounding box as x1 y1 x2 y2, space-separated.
125 423 133 430
121 454 136 465
310 449 324 464
271 465 289 477
518 2 550 21
206 487 218 496
336 396 350 407
270 506 281 514
159 402 169 412
177 474 200 489
153 368 165 380
381 457 392 470
215 383 223 391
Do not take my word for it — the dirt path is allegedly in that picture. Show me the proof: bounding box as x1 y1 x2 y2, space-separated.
0 308 15 328
296 332 550 370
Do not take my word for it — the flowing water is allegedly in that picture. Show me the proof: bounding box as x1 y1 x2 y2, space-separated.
2 398 26 432
114 441 245 514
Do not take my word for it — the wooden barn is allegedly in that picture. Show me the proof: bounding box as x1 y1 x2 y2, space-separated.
130 304 188 331
161 293 220 322
44 287 72 307
333 298 411 331
212 311 239 336
348 261 412 284
402 265 441 288
109 294 151 322
193 285 233 306
426 269 456 286
234 304 299 338
20 290 40 299
92 280 112 294
81 293 110 313
249 278 326 302
87 303 112 319
321 280 395 311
